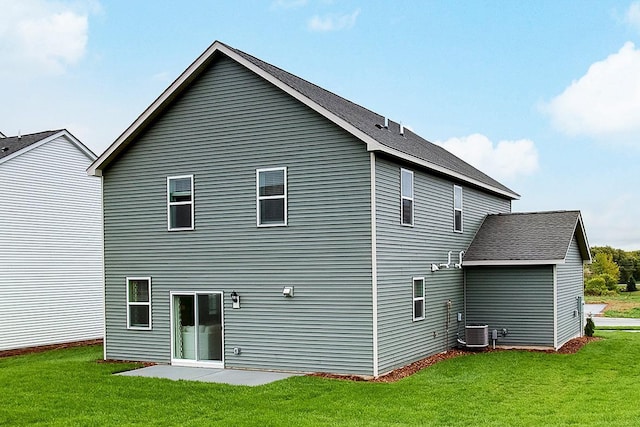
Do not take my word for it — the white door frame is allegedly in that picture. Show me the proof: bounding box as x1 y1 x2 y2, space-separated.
169 290 225 368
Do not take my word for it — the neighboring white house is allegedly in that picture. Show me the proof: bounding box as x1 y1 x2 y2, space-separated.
0 130 103 351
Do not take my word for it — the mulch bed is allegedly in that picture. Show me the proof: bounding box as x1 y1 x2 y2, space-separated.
309 336 601 383
0 339 103 359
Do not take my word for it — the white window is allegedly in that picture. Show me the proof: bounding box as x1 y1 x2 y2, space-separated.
257 167 287 226
167 175 194 231
454 185 463 233
127 277 151 330
401 169 414 226
413 277 425 321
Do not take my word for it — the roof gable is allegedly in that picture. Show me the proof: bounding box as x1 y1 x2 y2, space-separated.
0 129 96 165
463 210 591 266
87 41 518 199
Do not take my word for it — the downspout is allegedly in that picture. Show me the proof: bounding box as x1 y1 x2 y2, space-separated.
370 152 379 377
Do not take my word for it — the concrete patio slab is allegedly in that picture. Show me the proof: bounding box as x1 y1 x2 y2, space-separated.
117 365 302 386
584 304 607 317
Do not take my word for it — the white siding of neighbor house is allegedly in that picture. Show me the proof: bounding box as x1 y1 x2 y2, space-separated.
0 135 103 351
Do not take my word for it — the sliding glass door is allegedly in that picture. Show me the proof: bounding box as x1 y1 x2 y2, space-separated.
171 292 223 366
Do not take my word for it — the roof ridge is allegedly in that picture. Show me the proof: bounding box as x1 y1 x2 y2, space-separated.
492 210 580 216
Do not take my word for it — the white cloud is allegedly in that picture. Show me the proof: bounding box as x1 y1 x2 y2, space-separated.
543 42 640 143
625 1 640 30
583 193 640 250
0 0 91 74
434 134 539 181
308 9 360 32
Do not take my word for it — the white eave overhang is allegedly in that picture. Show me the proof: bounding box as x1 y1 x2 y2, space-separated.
462 259 566 267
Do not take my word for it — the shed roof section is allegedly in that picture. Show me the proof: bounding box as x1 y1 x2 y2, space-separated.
463 211 591 266
0 130 60 160
88 41 519 200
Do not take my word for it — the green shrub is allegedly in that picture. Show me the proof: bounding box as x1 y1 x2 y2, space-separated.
627 276 637 293
601 273 619 291
585 317 595 337
585 277 608 296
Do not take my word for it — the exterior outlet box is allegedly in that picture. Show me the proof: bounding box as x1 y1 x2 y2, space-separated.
232 296 240 309
457 312 462 322
233 347 241 355
433 331 438 338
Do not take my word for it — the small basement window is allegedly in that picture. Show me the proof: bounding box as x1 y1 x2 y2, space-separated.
127 277 151 330
413 277 425 321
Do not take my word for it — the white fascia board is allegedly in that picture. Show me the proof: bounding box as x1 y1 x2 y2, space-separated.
576 214 592 263
87 41 518 200
369 144 520 200
87 42 224 176
463 259 565 267
0 130 95 166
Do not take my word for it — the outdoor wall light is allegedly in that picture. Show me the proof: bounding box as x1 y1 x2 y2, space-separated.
282 286 294 298
231 291 240 309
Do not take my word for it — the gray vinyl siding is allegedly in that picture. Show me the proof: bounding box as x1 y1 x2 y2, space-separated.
465 266 554 347
374 155 511 374
103 55 373 375
556 236 584 347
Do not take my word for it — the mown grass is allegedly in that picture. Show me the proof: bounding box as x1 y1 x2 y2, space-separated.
2 333 640 426
586 290 640 318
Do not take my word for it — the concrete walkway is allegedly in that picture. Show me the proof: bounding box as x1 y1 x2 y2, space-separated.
117 365 301 386
584 303 640 328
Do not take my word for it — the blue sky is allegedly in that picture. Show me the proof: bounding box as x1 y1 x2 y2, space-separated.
1 0 639 249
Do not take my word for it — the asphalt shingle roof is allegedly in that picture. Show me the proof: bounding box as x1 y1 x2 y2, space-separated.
464 211 590 264
224 43 517 198
0 130 61 160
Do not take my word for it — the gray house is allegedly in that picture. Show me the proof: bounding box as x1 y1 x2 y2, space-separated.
88 41 589 377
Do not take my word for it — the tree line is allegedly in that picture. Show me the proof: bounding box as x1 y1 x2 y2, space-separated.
584 246 639 295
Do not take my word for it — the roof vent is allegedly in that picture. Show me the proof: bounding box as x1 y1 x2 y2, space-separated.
399 123 404 136
384 117 389 129
1 147 8 152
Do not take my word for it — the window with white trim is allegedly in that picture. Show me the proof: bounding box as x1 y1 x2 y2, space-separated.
401 169 414 226
413 277 425 321
127 277 151 329
257 167 287 226
454 185 463 232
167 175 194 231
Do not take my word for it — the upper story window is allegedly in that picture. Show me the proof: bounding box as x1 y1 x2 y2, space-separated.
127 277 151 330
257 167 287 227
167 175 194 231
413 277 425 321
454 185 463 233
401 169 414 226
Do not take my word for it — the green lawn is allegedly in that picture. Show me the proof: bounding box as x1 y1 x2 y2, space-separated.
586 290 640 318
2 334 640 426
